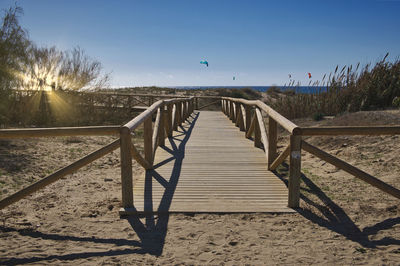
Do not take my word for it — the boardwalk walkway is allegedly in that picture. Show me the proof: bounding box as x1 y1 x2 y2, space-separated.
133 111 294 213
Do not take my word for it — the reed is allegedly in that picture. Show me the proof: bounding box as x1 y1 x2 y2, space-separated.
271 54 400 119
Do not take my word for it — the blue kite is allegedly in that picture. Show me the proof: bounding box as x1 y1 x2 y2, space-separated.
200 60 209 67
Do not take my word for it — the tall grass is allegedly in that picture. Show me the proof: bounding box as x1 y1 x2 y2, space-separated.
271 54 400 119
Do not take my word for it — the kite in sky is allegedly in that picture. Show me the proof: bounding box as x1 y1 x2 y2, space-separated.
288 74 292 79
233 76 235 80
200 60 209 67
308 73 312 79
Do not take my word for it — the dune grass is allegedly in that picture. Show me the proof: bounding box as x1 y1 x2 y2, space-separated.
270 54 400 119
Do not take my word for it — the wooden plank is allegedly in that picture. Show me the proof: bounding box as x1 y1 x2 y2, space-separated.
302 140 400 200
0 139 120 210
133 111 292 213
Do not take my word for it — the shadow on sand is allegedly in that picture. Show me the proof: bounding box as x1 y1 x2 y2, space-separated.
125 111 199 255
0 112 199 265
274 163 400 248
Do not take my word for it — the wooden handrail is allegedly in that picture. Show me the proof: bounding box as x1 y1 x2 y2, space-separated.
123 100 164 131
299 126 400 136
0 126 121 138
302 140 400 200
222 97 300 134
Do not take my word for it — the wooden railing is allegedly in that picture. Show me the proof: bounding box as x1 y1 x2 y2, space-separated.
14 90 220 111
221 97 301 207
0 126 121 210
3 93 397 212
119 97 194 212
222 97 400 208
0 97 194 212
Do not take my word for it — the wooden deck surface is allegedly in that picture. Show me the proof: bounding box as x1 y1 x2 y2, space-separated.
133 111 294 213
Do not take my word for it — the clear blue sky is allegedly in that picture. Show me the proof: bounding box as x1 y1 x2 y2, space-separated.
1 0 400 87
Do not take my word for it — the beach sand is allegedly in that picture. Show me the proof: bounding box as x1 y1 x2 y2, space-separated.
1 110 400 265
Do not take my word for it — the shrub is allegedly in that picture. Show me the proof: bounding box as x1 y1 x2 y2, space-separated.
393 96 400 108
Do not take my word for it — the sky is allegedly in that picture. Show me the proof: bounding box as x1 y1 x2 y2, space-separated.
1 0 400 87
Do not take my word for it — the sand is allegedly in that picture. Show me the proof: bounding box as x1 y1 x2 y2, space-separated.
1 110 400 265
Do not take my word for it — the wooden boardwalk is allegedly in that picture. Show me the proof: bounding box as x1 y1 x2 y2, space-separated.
133 111 294 213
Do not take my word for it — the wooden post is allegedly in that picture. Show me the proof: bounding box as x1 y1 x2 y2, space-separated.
172 104 178 131
288 135 302 208
166 104 173 137
226 100 229 117
239 105 246 131
181 101 185 122
144 117 153 166
254 116 262 148
195 97 199 110
235 103 241 127
245 106 251 133
183 101 187 120
177 102 182 126
268 117 278 169
229 101 235 121
183 101 187 121
221 100 225 113
159 105 165 146
120 127 133 208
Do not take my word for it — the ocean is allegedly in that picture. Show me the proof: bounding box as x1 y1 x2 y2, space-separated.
171 86 327 94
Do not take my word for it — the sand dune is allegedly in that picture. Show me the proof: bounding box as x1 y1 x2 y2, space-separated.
1 110 400 264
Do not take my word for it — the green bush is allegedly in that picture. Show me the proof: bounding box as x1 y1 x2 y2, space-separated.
393 96 400 108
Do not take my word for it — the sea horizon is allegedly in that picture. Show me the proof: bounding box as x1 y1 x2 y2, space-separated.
165 85 327 93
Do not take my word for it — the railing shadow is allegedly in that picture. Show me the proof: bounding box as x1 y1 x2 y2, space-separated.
0 112 200 264
0 226 144 265
274 163 400 248
125 111 200 255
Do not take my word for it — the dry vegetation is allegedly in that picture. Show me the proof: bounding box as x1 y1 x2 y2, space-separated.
269 55 400 120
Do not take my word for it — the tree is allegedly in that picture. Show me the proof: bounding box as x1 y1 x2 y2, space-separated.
0 5 30 88
0 5 31 124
